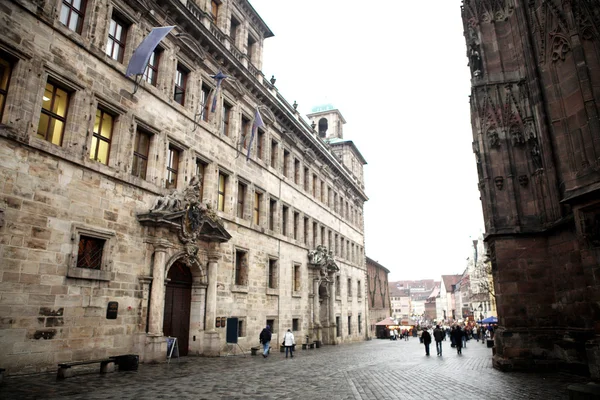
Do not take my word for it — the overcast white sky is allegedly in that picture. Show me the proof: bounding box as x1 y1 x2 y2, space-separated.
249 0 485 281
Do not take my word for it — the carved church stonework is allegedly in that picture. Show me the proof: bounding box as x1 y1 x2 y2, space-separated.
462 0 600 378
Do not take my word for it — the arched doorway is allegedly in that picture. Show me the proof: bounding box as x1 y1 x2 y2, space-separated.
163 261 192 356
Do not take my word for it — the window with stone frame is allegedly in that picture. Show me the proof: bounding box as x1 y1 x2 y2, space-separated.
132 128 151 180
268 198 276 231
358 314 362 333
195 158 208 201
336 316 341 337
0 51 14 122
247 35 257 65
68 224 115 281
282 205 289 236
241 115 251 149
174 64 188 106
294 158 300 184
320 181 325 203
335 275 341 297
105 13 128 63
60 0 87 34
237 182 246 218
256 130 264 160
234 248 248 286
357 280 362 298
143 48 161 86
283 149 290 178
334 234 338 256
218 172 228 212
303 167 309 191
320 226 325 246
293 263 300 292
266 318 276 333
237 318 245 337
347 278 352 297
90 107 114 165
268 259 277 289
347 316 352 335
37 80 70 146
292 318 299 331
166 145 180 189
303 217 309 245
313 222 318 248
201 84 211 122
222 102 232 136
210 0 220 23
270 140 278 169
253 191 262 225
293 212 300 240
230 17 240 46
312 174 317 197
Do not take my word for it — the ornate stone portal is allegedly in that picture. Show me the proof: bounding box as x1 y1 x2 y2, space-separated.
137 176 231 360
307 245 339 345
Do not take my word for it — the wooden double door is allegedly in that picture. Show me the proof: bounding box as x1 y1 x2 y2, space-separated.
163 262 192 356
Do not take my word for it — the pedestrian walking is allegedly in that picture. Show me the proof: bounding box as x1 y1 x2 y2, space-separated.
422 328 432 356
462 327 468 348
259 325 272 358
451 326 463 355
433 325 444 356
283 328 295 358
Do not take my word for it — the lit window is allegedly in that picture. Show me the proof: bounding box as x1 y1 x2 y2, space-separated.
37 81 69 146
90 108 113 165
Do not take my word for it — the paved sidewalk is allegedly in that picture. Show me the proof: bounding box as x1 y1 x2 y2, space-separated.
0 337 590 399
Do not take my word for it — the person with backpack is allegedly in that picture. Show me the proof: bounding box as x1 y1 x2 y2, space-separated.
282 329 295 358
259 325 272 358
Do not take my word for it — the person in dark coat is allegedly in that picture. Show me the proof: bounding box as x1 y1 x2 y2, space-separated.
421 328 432 356
259 325 272 358
451 326 463 355
433 325 445 356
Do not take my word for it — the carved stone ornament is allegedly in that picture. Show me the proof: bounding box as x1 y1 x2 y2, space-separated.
510 125 526 147
307 245 339 282
494 176 504 190
488 130 501 149
550 33 571 62
518 175 529 187
469 43 483 78
529 141 543 170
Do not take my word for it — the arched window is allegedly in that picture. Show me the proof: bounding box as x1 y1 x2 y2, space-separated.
318 118 328 138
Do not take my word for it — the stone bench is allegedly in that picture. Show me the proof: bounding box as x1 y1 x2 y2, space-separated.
57 358 115 380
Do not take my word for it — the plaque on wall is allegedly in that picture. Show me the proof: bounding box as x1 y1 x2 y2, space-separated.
106 301 118 319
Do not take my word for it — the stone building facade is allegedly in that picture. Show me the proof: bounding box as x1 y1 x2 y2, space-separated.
462 0 600 377
365 257 390 336
0 0 368 375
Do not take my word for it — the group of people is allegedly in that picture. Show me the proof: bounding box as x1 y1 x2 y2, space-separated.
420 324 494 356
259 325 296 359
389 329 410 341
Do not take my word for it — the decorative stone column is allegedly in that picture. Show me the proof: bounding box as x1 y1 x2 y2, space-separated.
203 244 221 356
313 279 320 328
328 276 336 344
148 245 169 335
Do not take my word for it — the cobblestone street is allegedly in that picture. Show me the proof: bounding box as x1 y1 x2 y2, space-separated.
0 337 589 400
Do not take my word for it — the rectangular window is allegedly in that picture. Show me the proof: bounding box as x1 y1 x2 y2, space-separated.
294 159 300 184
237 182 246 218
357 280 361 298
312 174 317 197
340 239 344 259
347 239 350 260
328 230 332 251
247 35 256 64
335 275 340 296
334 234 338 256
222 102 231 136
60 0 86 34
334 193 338 214
105 15 127 62
270 140 278 168
234 249 247 286
268 199 276 231
268 259 277 289
143 48 161 86
358 314 362 333
303 167 309 191
166 145 179 189
293 264 300 292
195 159 207 200
292 318 299 331
283 149 290 177
347 278 352 297
320 181 325 203
293 212 299 240
303 217 309 244
174 64 188 105
218 172 227 211
253 192 261 225
282 205 288 236
37 81 69 146
266 319 275 333
320 226 325 246
348 316 352 335
0 53 13 122
210 0 219 23
90 108 113 165
76 235 105 269
327 187 331 207
230 17 240 44
201 84 211 122
238 319 244 337
257 130 264 160
241 115 250 148
132 129 150 180
336 316 341 337
313 222 318 248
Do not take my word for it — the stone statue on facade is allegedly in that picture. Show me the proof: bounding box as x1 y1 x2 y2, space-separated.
307 245 339 282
